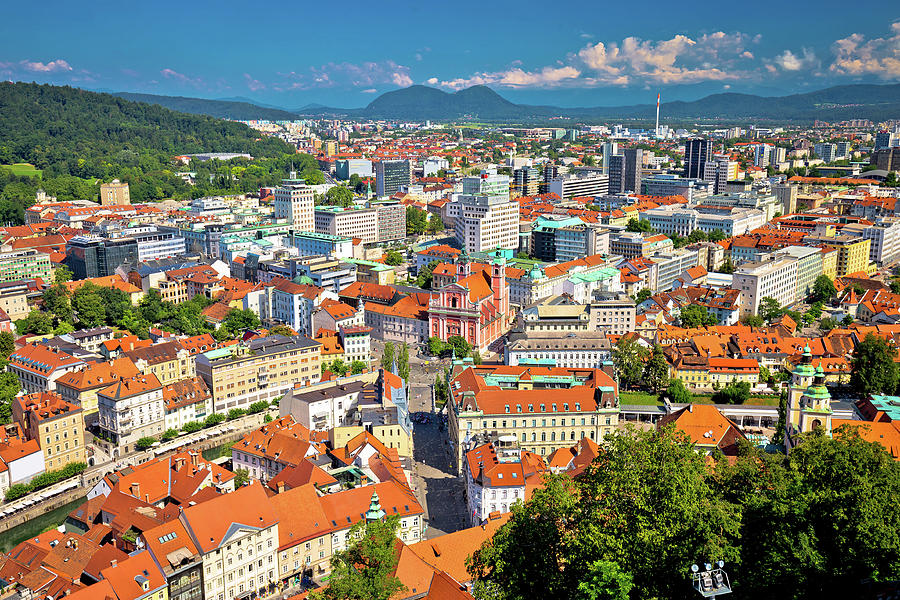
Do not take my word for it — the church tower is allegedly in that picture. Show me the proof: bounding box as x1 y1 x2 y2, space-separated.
457 247 471 281
490 250 508 316
787 344 816 430
798 364 833 436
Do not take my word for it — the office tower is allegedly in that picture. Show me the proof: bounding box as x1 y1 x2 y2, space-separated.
875 131 896 150
99 180 131 206
273 181 315 231
753 144 773 167
814 143 837 163
703 155 735 195
684 138 712 179
601 142 618 175
608 149 643 194
375 160 411 197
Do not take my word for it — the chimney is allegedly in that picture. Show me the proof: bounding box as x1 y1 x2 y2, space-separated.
190 452 198 466
130 482 140 497
174 457 185 470
110 559 117 568
277 481 285 494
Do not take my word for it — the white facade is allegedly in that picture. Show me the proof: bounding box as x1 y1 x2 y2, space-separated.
97 384 165 446
733 257 799 317
453 196 519 252
274 183 315 232
314 207 378 243
198 523 279 600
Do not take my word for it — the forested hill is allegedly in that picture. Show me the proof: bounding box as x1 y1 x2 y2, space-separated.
113 92 299 121
0 82 292 173
0 82 303 223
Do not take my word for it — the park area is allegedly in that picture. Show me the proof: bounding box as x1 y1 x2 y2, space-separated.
1 163 42 178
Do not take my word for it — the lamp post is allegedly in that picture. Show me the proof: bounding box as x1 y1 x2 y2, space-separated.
690 561 732 597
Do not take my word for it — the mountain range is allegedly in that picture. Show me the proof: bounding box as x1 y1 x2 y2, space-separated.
112 83 900 124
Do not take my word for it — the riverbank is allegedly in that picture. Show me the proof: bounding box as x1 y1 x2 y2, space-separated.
0 496 85 553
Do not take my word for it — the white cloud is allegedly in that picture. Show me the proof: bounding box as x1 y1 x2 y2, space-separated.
161 68 204 87
361 88 377 93
20 59 72 73
576 32 752 84
279 60 413 90
426 77 438 85
439 65 581 90
830 22 900 78
774 48 817 71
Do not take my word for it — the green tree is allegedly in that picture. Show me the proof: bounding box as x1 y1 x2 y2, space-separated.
222 308 261 333
161 428 178 441
42 283 73 323
758 296 783 322
16 309 53 335
711 381 751 404
612 336 648 390
322 185 354 207
662 378 693 404
625 218 652 233
717 257 735 274
329 358 349 377
135 437 157 451
268 324 295 337
427 336 447 356
447 335 471 360
416 260 438 289
819 317 838 332
406 206 428 235
426 214 444 233
811 275 837 303
635 288 652 304
312 516 406 600
54 265 73 284
0 331 14 362
842 314 855 326
708 229 726 242
643 345 670 392
234 469 250 487
471 349 482 365
891 280 900 295
469 428 740 600
381 342 396 372
742 314 765 327
397 343 410 381
0 372 21 424
384 250 403 266
72 283 106 328
850 333 899 395
679 305 717 328
350 360 367 375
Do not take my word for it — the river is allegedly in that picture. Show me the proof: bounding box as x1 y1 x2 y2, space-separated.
0 496 86 553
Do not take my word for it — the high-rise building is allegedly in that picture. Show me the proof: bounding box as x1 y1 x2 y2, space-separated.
601 142 618 175
274 181 315 231
873 147 900 172
875 131 896 150
453 171 517 252
375 160 411 197
608 149 642 194
99 179 131 206
548 174 609 199
814 143 837 163
703 155 736 195
773 183 799 215
753 144 774 167
684 138 712 179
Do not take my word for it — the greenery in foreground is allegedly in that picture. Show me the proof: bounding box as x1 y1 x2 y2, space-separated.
5 462 87 501
466 426 900 600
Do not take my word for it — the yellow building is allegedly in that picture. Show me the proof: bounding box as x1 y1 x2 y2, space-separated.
99 179 131 206
820 247 838 280
806 235 870 277
196 335 321 413
447 364 620 471
12 392 86 471
123 341 195 386
670 358 710 389
54 357 141 426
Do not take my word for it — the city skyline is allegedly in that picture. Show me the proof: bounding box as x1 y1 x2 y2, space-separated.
1 0 899 108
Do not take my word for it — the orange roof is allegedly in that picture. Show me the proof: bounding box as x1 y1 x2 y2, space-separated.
56 357 140 391
182 482 276 553
318 481 423 531
100 551 165 600
409 514 510 584
268 484 332 550
658 404 747 455
98 373 162 400
833 420 900 459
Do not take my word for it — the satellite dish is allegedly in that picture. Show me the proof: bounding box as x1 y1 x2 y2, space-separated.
704 563 713 571
691 564 699 573
717 560 725 568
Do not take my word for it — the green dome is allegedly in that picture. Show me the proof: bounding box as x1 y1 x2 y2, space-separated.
793 364 816 377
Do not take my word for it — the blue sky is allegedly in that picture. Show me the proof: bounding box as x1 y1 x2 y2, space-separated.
1 0 899 109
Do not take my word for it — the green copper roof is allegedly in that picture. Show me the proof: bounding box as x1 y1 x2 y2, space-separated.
793 364 816 377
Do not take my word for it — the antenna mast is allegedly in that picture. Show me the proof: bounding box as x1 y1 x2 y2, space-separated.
655 93 660 138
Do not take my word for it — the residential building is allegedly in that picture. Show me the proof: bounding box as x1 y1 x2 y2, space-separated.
195 335 321 413
274 181 315 231
775 245 824 299
8 344 86 393
733 257 799 317
372 200 406 242
269 483 333 584
180 483 279 600
0 427 44 489
802 234 872 276
447 364 620 470
97 374 165 450
286 231 353 259
0 280 32 321
264 279 333 335
0 248 53 283
658 404 748 456
753 144 773 167
590 293 637 334
453 195 518 253
520 296 591 333
163 376 213 431
464 439 546 525
293 256 356 294
55 357 141 427
814 143 837 163
773 183 799 215
319 481 424 549
124 341 196 386
280 379 367 431
875 131 897 150
415 244 460 271
703 155 737 195
376 160 411 197
141 520 204 600
12 392 85 471
843 218 900 266
609 232 674 259
505 332 612 369
231 416 319 481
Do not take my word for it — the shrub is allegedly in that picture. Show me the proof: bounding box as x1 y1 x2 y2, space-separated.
247 400 269 414
205 413 226 427
135 437 157 451
227 408 247 420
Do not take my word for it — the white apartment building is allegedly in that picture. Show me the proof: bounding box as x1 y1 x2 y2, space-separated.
465 440 543 526
97 374 165 449
314 206 378 243
274 182 315 231
640 206 766 237
733 257 799 317
846 218 900 266
182 484 279 600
